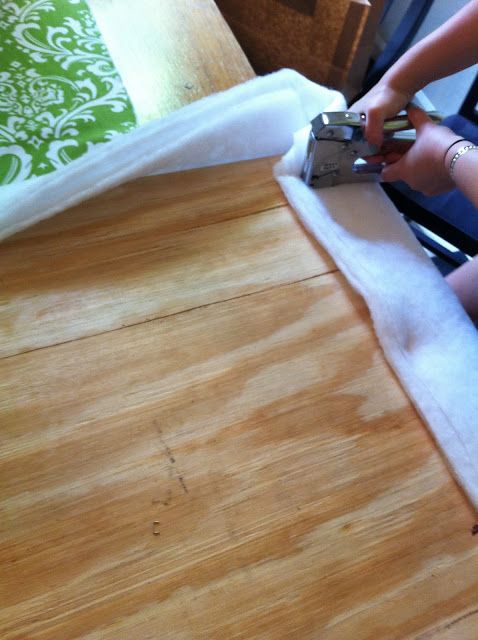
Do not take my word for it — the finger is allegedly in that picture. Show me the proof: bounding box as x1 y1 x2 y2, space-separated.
363 151 402 165
406 105 433 131
381 159 403 182
382 152 403 164
364 107 384 147
380 139 413 156
363 153 385 163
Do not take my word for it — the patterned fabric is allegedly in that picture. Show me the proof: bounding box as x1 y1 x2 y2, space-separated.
0 0 137 184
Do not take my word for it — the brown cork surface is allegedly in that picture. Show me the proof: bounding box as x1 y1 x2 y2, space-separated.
215 0 371 90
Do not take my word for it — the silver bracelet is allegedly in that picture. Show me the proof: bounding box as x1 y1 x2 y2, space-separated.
449 143 478 179
443 138 467 163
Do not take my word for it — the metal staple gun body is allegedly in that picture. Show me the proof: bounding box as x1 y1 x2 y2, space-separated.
302 111 442 188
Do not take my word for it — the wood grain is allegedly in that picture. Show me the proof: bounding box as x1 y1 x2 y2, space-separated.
88 0 255 123
1 158 477 639
0 158 334 358
326 0 371 93
415 610 478 640
2 3 476 637
345 0 386 99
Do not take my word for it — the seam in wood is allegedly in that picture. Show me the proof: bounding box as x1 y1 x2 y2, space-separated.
0 269 339 361
414 607 478 639
5 201 289 271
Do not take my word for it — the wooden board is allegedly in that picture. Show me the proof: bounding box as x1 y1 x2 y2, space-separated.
88 0 255 123
0 158 334 358
1 158 477 639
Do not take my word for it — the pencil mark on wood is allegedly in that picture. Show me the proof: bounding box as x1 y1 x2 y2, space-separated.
152 419 190 500
178 475 189 494
153 419 178 466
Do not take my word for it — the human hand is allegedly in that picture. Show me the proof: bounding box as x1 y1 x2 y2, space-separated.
378 106 458 196
350 82 413 147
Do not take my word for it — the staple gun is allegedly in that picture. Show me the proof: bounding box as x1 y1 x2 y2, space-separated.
302 110 442 188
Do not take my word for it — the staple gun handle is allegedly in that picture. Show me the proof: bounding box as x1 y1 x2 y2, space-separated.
311 111 442 139
383 111 442 132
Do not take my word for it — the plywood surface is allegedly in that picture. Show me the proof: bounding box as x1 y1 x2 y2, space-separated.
0 159 334 358
88 0 255 123
1 158 477 639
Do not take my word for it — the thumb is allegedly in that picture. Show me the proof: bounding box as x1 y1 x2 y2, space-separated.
406 105 432 131
381 158 403 183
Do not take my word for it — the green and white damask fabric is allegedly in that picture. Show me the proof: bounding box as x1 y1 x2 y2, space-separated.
0 0 137 184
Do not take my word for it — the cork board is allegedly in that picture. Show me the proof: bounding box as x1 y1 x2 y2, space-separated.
216 0 376 94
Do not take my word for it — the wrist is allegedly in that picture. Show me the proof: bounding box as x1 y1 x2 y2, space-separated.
380 80 413 104
443 138 468 162
381 68 418 102
444 137 472 174
444 139 477 181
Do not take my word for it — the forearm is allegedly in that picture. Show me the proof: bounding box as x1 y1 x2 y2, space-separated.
381 0 478 96
446 256 478 323
442 142 478 323
443 141 478 323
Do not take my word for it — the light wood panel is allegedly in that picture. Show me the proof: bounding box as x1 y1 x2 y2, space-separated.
346 0 386 99
415 612 478 640
88 0 255 123
2 2 477 637
0 158 334 358
1 158 477 639
1 273 477 640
